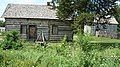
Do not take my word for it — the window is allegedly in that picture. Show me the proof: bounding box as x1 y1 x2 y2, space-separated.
52 25 58 35
102 24 107 29
20 25 27 34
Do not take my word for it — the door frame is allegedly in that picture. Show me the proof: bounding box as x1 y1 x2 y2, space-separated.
28 25 37 40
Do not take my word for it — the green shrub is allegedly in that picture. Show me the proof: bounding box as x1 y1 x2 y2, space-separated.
55 35 69 55
0 54 3 64
74 32 92 51
0 21 5 27
1 30 22 50
61 35 68 47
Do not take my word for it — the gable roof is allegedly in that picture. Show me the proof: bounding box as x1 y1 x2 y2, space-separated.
94 16 119 24
1 4 57 19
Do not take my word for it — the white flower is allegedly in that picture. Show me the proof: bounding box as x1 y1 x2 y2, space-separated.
101 64 104 66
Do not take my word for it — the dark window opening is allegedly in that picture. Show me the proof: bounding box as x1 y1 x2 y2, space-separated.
20 25 27 34
52 25 58 35
96 25 100 31
102 24 107 29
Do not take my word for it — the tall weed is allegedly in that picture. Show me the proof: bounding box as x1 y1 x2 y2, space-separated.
74 32 91 51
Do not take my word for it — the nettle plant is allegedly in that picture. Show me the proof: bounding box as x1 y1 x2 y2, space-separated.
1 30 22 50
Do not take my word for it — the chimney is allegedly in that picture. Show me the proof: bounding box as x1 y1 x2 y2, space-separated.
47 2 51 6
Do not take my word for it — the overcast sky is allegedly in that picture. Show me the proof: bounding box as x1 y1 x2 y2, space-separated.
0 0 51 18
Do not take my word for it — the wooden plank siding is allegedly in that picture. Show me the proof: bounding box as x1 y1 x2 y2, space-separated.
5 18 73 41
5 24 20 31
37 25 49 40
49 20 73 41
58 26 72 31
50 35 64 41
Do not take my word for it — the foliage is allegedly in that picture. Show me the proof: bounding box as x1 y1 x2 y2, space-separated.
61 35 68 47
0 21 5 27
56 0 91 20
73 33 120 67
73 32 92 51
57 0 119 19
1 30 22 50
56 0 74 20
114 5 120 32
0 33 120 67
89 0 118 16
0 54 4 64
72 13 94 33
56 0 119 33
74 34 120 50
0 41 119 67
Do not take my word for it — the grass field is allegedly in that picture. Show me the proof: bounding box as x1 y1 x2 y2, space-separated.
90 36 120 43
74 35 120 43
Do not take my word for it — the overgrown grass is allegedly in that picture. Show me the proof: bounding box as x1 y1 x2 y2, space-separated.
0 34 120 67
0 42 120 67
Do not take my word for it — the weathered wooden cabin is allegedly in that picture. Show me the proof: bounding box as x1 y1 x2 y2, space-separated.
1 4 73 41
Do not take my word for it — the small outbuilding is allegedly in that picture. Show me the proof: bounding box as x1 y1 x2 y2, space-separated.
84 16 119 38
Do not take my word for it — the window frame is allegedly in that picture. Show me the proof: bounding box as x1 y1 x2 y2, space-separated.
20 25 27 34
52 25 58 35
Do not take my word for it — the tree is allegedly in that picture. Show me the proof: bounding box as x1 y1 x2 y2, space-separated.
72 13 94 33
51 0 59 9
113 5 120 32
56 0 93 34
56 0 91 20
89 0 119 26
56 0 120 33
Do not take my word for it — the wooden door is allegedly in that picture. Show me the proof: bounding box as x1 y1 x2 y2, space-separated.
29 25 37 40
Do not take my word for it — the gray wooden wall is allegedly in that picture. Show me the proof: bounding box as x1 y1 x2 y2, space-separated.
49 20 73 41
92 23 117 35
5 18 73 41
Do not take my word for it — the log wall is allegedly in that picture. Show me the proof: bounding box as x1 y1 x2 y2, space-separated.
5 18 73 41
49 20 73 41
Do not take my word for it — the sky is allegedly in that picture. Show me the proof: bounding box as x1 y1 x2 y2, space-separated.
0 0 51 20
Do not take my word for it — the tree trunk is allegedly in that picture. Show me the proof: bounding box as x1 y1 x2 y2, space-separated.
80 22 84 35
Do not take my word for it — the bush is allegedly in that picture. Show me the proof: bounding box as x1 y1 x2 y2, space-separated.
72 33 120 67
0 54 3 64
1 30 22 50
74 32 92 51
0 21 5 27
61 35 68 47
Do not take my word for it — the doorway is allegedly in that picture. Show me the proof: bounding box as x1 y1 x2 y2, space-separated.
29 25 37 40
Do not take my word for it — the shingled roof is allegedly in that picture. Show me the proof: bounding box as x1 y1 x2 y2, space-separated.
1 4 57 19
